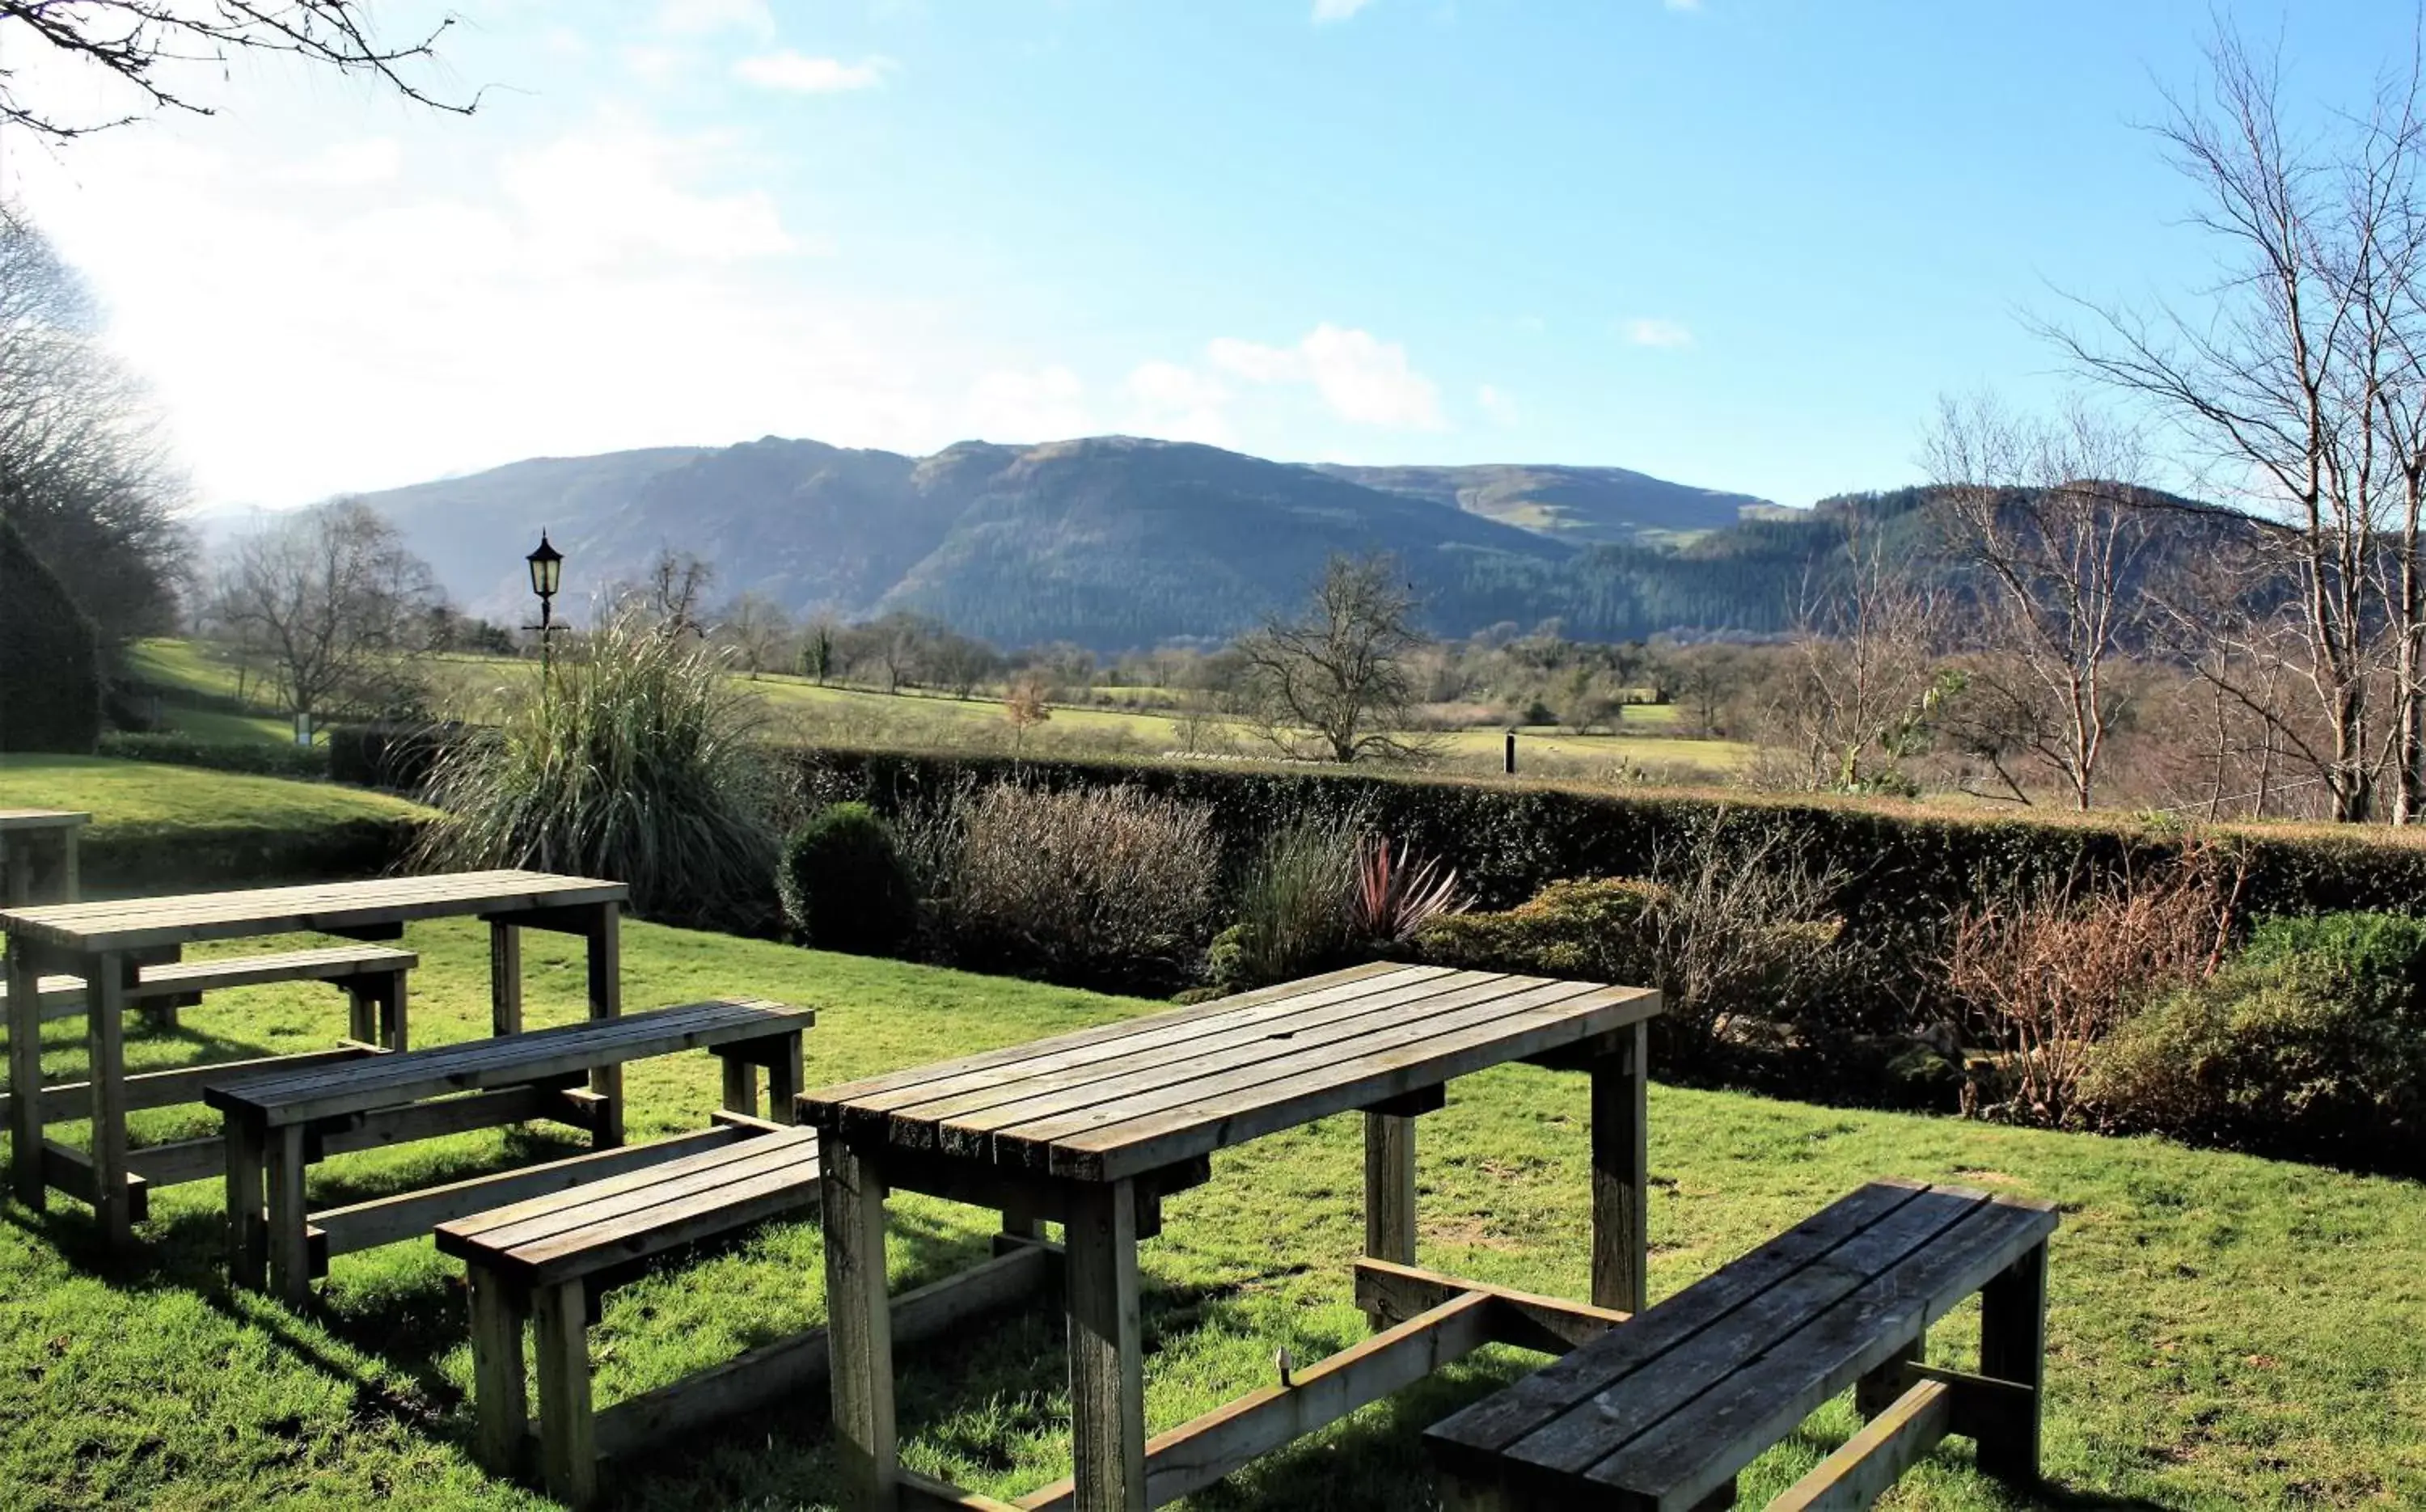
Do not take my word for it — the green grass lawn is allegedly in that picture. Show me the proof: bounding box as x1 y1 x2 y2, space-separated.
0 755 425 838
2 915 2420 1510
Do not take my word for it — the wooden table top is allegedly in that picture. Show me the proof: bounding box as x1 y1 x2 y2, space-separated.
801 961 1661 1183
0 868 626 952
0 809 90 833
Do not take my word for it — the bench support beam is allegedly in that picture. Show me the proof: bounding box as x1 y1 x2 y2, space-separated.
1771 1379 1953 1512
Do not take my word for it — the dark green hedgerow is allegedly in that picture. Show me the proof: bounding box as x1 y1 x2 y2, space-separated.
788 745 2426 1028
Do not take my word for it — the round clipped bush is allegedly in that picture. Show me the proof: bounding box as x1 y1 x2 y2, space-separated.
779 802 920 956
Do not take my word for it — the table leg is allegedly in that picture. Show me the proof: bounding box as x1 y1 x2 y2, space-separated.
1363 1111 1418 1328
6 934 46 1210
584 904 622 1149
1589 1020 1649 1315
1065 1176 1146 1512
379 972 409 1052
721 1058 760 1118
265 1124 311 1307
489 922 523 1037
85 950 133 1248
224 1119 267 1290
58 828 78 905
767 1031 804 1124
2 834 24 908
820 1130 898 1510
534 1278 598 1508
467 1265 530 1476
1976 1240 2048 1484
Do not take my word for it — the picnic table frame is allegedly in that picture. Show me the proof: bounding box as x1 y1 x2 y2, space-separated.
796 961 1663 1512
2 869 627 1248
0 809 86 906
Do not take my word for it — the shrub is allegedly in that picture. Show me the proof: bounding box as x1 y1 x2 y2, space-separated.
2088 934 2426 1170
1350 835 1468 944
778 803 919 956
1207 812 1365 992
97 731 328 779
412 607 779 931
328 721 467 792
2238 910 2426 1021
939 781 1219 991
0 517 101 754
1945 858 2232 1126
1415 877 1666 982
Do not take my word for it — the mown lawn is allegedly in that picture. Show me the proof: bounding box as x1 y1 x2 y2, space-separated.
0 756 425 837
2 914 2420 1510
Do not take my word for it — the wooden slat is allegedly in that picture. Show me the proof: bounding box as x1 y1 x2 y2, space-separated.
124 1137 226 1188
439 1126 817 1250
902 1473 1025 1512
314 1126 756 1259
206 999 811 1126
922 974 1558 1156
801 962 1438 1122
1033 984 1659 1180
0 1046 383 1125
1769 1380 1954 1512
1353 1259 1631 1354
873 969 1495 1140
320 1082 582 1156
40 1139 147 1221
1018 1290 1500 1512
1578 1199 2059 1507
0 869 626 952
131 945 417 997
439 1131 822 1283
1424 1181 1930 1462
1507 1185 1993 1479
0 809 88 831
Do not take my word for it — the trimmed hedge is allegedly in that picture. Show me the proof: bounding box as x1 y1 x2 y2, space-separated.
778 803 919 956
788 746 2426 931
97 731 329 779
75 817 419 894
0 518 102 754
329 721 462 792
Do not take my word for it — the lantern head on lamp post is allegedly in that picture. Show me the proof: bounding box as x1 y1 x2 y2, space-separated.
524 530 566 675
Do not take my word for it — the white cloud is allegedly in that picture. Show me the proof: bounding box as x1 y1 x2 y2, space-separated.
656 0 774 38
966 366 1089 441
1477 384 1519 426
275 137 401 187
2 116 938 511
1625 317 1695 348
1312 0 1377 20
1211 323 1443 429
1124 361 1233 445
734 53 895 93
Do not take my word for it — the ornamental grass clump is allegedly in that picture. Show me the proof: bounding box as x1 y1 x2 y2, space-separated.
412 606 779 931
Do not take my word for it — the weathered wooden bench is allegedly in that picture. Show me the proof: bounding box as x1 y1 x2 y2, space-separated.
1424 1179 2058 1512
0 943 416 1040
435 1122 1063 1509
206 998 814 1305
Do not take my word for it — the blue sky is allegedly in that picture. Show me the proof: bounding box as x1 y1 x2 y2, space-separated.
3 0 2412 511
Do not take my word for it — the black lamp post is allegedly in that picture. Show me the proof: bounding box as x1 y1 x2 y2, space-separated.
525 530 565 676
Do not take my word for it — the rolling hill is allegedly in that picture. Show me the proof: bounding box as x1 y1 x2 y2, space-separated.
355 433 1817 649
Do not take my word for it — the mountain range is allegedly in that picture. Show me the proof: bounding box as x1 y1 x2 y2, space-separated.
356 434 1820 650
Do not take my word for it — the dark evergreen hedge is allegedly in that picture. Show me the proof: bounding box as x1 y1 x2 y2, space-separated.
98 731 329 779
328 721 463 792
788 746 2426 931
0 518 102 754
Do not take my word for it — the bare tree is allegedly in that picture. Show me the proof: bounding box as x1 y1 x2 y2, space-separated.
714 592 792 678
208 497 442 721
1777 512 1954 794
636 549 715 637
0 202 187 643
0 1 475 141
1236 553 1431 763
2039 25 2426 821
1925 394 2155 809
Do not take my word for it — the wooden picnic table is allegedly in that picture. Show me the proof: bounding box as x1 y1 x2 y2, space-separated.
0 809 87 906
797 960 1663 1512
2 868 628 1248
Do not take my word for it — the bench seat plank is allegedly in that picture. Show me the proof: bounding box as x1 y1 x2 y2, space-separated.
205 999 813 1127
1424 1180 2059 1512
437 1126 822 1285
0 944 416 1016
